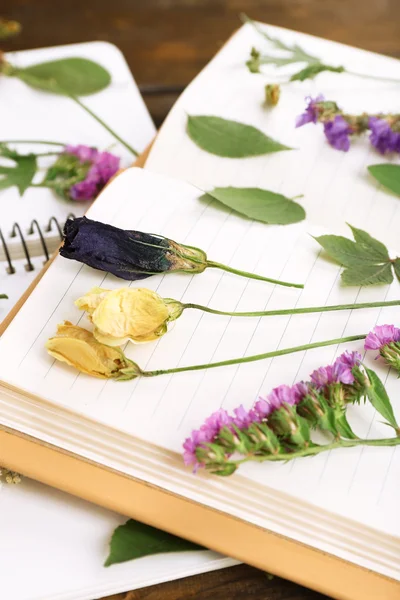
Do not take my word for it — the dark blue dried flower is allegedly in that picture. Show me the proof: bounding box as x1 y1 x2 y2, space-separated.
60 217 303 288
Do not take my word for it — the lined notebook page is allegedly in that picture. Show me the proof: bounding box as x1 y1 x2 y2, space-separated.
0 168 398 539
146 23 400 251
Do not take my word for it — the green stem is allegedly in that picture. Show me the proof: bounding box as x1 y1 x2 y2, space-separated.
206 260 303 289
345 69 400 85
235 436 400 465
143 333 366 377
0 140 66 146
68 94 139 157
182 299 400 318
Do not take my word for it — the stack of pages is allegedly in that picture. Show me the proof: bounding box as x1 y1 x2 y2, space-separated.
1 21 400 600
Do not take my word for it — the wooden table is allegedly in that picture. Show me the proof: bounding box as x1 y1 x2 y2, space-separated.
2 1 399 598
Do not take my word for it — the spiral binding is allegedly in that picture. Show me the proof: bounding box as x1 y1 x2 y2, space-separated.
0 214 75 274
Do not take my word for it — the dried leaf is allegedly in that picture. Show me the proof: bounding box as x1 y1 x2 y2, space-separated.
0 145 37 196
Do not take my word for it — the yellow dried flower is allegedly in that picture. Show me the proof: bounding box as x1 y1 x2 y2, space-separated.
46 321 140 379
265 83 281 106
0 467 21 484
75 287 183 346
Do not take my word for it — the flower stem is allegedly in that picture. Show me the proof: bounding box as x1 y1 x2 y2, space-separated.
0 140 66 146
345 69 400 85
234 436 400 465
182 299 400 318
68 94 139 157
143 333 366 377
206 260 303 289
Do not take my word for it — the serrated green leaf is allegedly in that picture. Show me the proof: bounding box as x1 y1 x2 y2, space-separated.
365 368 398 430
368 164 400 197
347 224 390 262
0 145 37 196
314 234 381 267
341 263 393 286
290 63 345 82
187 115 291 158
105 519 204 567
203 187 305 224
14 58 111 96
393 259 400 283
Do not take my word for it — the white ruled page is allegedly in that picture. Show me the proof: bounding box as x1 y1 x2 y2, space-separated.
146 23 400 251
0 167 399 539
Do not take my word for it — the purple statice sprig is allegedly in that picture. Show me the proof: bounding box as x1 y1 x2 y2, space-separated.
365 324 400 374
296 96 400 154
42 144 120 202
183 350 400 476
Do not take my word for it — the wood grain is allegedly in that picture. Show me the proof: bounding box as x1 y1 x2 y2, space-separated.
1 1 399 598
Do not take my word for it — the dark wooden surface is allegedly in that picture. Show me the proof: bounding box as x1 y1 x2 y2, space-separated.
2 1 399 599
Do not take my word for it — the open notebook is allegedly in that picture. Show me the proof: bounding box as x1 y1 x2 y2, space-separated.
0 166 399 600
0 41 155 319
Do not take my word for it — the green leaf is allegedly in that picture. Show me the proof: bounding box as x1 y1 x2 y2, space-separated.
368 164 400 197
0 294 8 299
365 368 399 430
105 519 204 567
187 115 291 158
0 145 37 196
341 263 393 286
314 234 381 267
347 224 390 262
290 64 345 82
203 187 305 224
14 58 111 96
393 258 400 283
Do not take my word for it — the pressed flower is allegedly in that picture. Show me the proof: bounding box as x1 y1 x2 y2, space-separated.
323 115 352 151
183 353 400 476
60 216 304 288
364 324 400 373
42 145 120 202
368 118 400 155
45 321 142 379
295 95 325 128
76 287 182 345
0 467 21 485
76 286 400 347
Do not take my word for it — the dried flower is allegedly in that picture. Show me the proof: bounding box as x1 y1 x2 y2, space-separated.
368 118 400 155
0 466 21 485
183 350 399 476
60 216 303 288
323 116 352 151
76 287 183 345
42 145 120 202
265 84 281 106
295 95 325 127
46 321 141 379
364 324 400 373
0 18 21 40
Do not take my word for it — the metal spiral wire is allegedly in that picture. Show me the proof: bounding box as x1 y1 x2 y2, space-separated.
0 214 75 274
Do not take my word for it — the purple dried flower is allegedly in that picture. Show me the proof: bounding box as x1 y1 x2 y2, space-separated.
64 144 99 163
323 115 351 151
232 405 257 429
333 351 362 384
364 324 400 351
183 409 232 468
368 117 400 155
295 94 325 128
68 148 120 202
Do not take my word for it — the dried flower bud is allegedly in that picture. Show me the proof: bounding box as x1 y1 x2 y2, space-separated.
46 321 141 379
265 84 280 106
0 467 22 484
268 404 310 447
76 287 183 345
61 217 207 281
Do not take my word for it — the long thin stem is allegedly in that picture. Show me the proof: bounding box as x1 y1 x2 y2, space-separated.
206 260 303 289
0 140 66 146
235 436 400 465
69 95 139 157
182 299 400 318
143 333 366 377
345 69 400 85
